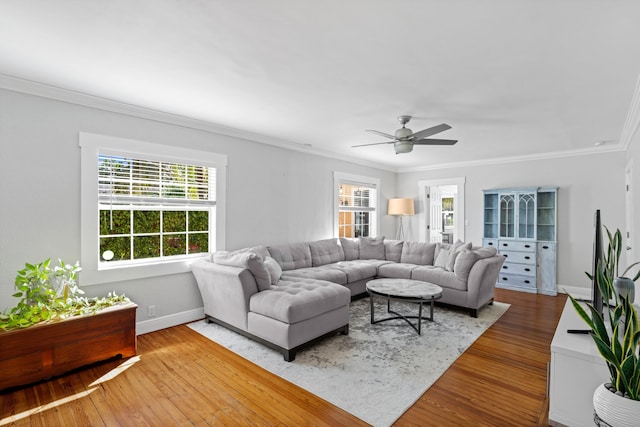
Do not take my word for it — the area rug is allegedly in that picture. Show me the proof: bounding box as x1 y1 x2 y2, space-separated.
188 298 509 427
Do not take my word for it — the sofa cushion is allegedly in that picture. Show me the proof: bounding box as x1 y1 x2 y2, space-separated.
264 256 283 285
384 239 404 263
309 238 345 266
250 279 350 324
359 236 385 260
400 241 436 265
411 266 467 291
453 249 478 282
330 260 378 282
268 242 312 271
213 248 271 291
340 238 360 260
378 262 418 279
434 247 459 272
281 265 348 285
434 240 472 262
473 246 498 259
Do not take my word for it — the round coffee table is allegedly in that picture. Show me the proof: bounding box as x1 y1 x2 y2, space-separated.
366 278 443 335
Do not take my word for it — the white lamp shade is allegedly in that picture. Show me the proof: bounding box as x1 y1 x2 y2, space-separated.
388 198 415 215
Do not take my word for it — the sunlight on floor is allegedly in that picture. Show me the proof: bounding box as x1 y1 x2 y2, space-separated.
0 356 141 425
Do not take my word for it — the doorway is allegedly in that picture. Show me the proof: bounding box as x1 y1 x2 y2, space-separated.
418 177 466 243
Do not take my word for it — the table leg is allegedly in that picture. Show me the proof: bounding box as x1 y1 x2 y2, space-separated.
369 293 374 324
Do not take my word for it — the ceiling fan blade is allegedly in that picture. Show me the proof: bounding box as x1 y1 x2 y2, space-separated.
413 138 458 146
351 141 394 148
410 123 452 140
365 129 395 139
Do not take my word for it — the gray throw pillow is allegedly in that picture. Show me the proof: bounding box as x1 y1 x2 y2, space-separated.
454 249 479 281
384 239 404 263
434 247 459 271
359 236 385 260
339 238 360 260
264 256 282 285
213 248 271 291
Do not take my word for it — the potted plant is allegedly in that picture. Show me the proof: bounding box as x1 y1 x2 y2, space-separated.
568 228 640 426
0 259 137 391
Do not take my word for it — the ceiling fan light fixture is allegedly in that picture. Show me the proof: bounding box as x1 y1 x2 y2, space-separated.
394 141 413 154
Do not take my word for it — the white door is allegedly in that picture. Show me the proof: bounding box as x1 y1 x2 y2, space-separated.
430 187 443 243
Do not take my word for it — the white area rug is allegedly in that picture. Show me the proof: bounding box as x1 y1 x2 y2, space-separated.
188 298 509 427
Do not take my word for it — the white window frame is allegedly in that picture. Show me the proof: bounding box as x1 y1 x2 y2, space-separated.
80 132 227 285
333 171 380 238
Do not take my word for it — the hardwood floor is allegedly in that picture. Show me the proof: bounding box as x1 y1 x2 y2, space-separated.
1 289 566 426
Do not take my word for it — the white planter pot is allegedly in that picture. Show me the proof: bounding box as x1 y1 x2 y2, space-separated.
593 383 640 426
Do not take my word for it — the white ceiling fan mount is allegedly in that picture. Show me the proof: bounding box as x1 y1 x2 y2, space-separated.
353 115 458 154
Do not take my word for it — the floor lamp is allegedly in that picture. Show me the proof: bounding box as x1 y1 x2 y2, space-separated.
388 198 415 240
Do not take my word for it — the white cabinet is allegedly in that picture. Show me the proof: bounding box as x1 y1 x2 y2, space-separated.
482 187 557 295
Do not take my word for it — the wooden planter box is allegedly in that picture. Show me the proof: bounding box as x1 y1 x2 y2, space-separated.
0 302 137 391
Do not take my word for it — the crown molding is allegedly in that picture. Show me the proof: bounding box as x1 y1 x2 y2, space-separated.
397 144 626 173
0 73 627 175
0 74 397 173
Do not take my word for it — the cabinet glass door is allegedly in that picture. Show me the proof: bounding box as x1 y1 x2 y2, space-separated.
537 190 556 241
518 193 536 239
484 193 498 238
499 194 515 238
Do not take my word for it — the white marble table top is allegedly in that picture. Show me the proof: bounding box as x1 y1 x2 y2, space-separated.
366 278 443 299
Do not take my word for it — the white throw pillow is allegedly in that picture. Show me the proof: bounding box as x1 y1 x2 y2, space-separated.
434 247 459 272
264 256 283 285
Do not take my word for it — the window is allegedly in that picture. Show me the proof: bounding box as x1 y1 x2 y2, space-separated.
98 155 214 263
334 172 379 238
80 133 227 285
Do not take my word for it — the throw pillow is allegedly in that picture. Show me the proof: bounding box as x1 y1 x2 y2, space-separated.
454 249 479 281
213 248 271 291
434 247 459 272
264 256 282 285
384 239 404 263
400 241 436 265
359 236 385 260
474 246 498 259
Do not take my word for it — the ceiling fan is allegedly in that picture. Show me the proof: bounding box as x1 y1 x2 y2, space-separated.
353 115 457 154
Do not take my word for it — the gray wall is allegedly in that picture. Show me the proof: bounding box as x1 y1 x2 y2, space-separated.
397 153 628 294
0 89 396 326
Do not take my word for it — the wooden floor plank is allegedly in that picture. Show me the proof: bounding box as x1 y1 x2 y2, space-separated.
0 289 565 426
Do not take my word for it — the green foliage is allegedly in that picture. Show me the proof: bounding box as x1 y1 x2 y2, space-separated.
0 259 128 331
570 227 640 400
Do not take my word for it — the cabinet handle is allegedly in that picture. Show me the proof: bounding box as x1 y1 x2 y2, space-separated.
502 266 508 269
525 256 531 260
502 277 508 281
488 242 494 246
503 254 508 257
524 280 530 284
502 243 508 247
525 244 531 248
542 245 549 249
525 268 531 272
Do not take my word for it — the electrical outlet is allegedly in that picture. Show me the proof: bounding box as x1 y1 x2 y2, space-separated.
148 305 156 317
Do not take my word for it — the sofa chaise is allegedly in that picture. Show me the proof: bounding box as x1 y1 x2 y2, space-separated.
191 237 505 361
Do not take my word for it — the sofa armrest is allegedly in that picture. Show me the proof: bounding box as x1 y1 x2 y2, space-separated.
465 255 506 308
191 260 260 331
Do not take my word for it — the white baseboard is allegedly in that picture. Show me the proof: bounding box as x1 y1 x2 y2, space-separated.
136 307 204 335
556 284 591 300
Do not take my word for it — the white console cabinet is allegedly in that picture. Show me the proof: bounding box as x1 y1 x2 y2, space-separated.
549 299 608 426
482 187 557 295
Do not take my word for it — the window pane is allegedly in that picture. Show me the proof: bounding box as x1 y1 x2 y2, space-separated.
189 211 209 231
188 233 208 254
133 210 160 234
100 210 130 235
163 234 186 256
100 236 131 261
133 235 161 259
164 211 186 232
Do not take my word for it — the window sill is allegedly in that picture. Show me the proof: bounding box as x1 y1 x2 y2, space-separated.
80 254 209 286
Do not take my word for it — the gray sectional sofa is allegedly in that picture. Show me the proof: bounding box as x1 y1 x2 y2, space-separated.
191 237 505 361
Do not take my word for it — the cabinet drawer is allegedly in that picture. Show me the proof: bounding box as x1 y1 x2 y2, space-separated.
501 262 535 277
501 251 536 265
483 239 498 248
499 273 536 290
498 240 535 252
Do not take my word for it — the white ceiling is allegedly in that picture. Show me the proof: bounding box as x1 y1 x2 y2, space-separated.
1 0 639 171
